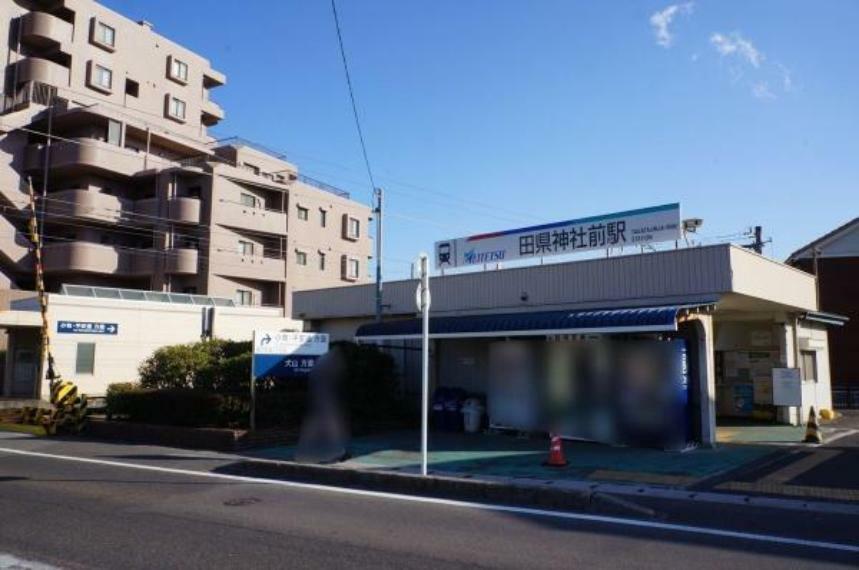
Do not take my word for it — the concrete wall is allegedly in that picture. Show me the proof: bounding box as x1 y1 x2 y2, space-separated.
8 293 298 398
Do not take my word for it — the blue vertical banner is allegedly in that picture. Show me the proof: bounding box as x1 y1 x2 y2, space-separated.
252 331 329 380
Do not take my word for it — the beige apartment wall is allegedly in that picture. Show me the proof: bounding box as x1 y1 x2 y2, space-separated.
287 180 373 296
31 0 226 141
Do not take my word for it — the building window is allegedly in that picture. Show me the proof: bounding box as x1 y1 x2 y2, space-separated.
236 289 253 306
95 65 112 89
75 343 96 375
88 63 113 93
91 19 116 50
344 215 360 240
800 350 818 382
240 193 258 208
320 209 328 227
107 120 122 146
238 240 254 256
348 257 360 279
168 56 189 84
166 95 187 121
297 206 309 221
296 250 307 266
319 252 326 271
342 256 360 280
183 286 197 294
125 78 139 98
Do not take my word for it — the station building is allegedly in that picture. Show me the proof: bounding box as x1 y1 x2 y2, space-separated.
294 244 846 447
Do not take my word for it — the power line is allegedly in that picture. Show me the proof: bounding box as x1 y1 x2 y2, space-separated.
330 0 376 197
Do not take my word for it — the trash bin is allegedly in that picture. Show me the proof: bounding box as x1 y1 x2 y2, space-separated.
462 398 485 434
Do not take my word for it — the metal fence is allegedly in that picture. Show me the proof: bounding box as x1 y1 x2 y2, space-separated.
832 387 859 409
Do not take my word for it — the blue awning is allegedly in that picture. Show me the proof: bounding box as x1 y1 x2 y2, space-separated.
355 304 713 340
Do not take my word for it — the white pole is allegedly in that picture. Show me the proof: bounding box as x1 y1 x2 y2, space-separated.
419 253 430 476
250 330 257 431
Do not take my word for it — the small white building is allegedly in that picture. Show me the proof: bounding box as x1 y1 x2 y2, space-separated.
0 285 301 399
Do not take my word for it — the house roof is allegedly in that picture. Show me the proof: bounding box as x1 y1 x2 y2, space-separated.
787 217 859 263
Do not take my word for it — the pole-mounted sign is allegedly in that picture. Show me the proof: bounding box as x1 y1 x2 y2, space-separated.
249 331 329 430
434 203 682 269
416 253 430 476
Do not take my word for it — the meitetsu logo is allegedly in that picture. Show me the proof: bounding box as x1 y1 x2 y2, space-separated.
464 248 506 264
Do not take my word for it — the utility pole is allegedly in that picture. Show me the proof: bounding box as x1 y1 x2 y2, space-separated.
742 225 769 254
374 187 383 322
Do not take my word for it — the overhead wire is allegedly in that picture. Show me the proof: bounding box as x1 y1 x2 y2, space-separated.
330 0 376 199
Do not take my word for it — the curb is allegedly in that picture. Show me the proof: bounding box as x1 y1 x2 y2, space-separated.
212 459 613 514
211 456 859 517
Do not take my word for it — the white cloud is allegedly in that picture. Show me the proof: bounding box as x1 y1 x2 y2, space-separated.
650 3 694 48
777 63 793 92
752 81 775 100
710 32 764 67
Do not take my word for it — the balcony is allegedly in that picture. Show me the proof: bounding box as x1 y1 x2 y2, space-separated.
16 57 70 87
42 242 128 275
211 248 286 281
165 247 199 274
168 197 201 224
201 99 225 127
133 197 201 224
134 197 158 222
214 199 287 235
46 189 132 224
26 138 150 177
21 11 73 49
131 250 157 276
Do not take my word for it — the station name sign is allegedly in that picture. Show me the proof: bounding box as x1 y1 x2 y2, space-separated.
434 203 681 269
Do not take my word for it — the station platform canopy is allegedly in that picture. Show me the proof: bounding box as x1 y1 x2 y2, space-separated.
355 302 716 341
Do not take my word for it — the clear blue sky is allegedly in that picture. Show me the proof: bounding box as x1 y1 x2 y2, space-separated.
104 0 859 278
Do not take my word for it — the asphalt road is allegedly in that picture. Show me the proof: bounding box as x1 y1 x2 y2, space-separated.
0 434 857 569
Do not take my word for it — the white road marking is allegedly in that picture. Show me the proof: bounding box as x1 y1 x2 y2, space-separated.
0 553 62 569
824 429 857 445
1 446 858 554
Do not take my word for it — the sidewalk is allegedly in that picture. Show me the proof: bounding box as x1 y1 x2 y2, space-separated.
705 411 859 502
244 412 859 503
248 430 775 488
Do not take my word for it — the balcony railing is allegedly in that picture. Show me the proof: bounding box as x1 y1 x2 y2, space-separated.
296 174 350 199
1 81 57 114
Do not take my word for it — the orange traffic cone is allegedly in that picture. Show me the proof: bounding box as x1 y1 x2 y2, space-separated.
803 407 823 444
544 433 568 467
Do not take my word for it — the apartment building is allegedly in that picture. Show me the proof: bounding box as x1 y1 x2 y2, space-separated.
0 0 372 314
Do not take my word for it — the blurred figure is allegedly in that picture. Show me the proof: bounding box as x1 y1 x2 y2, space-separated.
295 347 350 463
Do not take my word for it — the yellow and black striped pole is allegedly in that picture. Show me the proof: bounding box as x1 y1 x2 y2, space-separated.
25 177 86 434
26 177 57 384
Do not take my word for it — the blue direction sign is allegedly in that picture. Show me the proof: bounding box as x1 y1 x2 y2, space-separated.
252 331 329 379
57 321 118 335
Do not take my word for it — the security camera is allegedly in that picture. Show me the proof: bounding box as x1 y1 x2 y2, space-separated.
683 218 704 232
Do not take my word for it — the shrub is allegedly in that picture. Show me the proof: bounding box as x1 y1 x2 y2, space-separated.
105 384 237 427
332 341 400 425
138 339 252 391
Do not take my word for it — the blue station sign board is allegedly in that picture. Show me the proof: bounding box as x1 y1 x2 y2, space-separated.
57 321 118 335
252 331 329 380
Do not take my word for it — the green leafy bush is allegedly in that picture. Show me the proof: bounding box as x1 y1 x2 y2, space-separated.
105 385 244 427
119 339 403 429
138 339 251 391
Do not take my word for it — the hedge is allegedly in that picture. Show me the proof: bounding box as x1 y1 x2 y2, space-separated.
109 340 403 429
